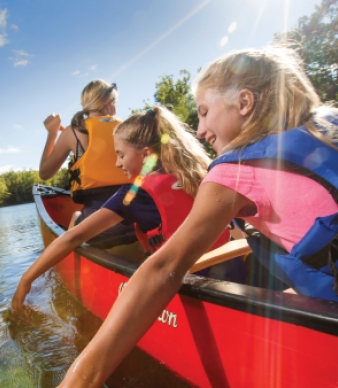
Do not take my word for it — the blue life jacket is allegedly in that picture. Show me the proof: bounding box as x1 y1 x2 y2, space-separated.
209 115 338 301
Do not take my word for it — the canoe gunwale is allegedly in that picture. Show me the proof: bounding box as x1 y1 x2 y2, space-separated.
33 184 338 336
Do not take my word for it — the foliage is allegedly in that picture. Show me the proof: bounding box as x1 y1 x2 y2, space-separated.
275 0 338 103
0 168 69 207
131 69 216 157
0 176 10 205
153 70 199 129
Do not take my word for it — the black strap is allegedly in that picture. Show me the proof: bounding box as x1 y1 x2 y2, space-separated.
149 234 165 247
68 162 81 185
71 127 85 161
144 233 165 257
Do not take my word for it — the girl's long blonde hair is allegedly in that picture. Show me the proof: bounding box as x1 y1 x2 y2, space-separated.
114 106 211 197
193 45 338 151
71 79 118 134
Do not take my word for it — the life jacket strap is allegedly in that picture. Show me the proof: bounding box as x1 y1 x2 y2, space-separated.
149 234 165 247
68 159 82 185
145 227 165 257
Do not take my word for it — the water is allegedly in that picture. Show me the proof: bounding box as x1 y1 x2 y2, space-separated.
0 203 191 388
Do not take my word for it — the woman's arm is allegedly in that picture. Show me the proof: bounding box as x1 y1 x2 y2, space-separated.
11 209 123 311
39 114 74 180
57 182 252 388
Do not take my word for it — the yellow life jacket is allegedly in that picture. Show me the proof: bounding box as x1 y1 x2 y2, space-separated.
68 116 130 203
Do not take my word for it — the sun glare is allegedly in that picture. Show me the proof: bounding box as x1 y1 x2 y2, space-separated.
220 36 228 46
110 0 212 78
228 22 237 33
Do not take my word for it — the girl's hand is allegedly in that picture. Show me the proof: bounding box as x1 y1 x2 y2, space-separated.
43 114 63 134
11 278 32 313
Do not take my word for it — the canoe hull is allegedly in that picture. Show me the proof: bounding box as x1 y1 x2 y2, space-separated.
34 185 338 388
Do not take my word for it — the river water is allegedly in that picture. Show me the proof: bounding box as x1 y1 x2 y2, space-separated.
0 203 191 388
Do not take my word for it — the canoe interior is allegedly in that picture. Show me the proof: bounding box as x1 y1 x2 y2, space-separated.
33 184 338 388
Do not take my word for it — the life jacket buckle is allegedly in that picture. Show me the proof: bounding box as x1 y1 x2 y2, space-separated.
149 234 165 247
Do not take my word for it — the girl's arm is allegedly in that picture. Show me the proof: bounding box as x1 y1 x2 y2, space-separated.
57 182 253 388
11 209 123 311
39 114 74 180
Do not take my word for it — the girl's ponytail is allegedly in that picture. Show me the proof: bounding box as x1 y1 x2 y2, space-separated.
114 106 211 197
151 107 210 197
71 110 88 134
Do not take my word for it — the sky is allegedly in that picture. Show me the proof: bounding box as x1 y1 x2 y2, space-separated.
0 0 322 173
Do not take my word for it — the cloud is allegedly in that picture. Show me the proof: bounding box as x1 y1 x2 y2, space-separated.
0 8 7 29
0 33 7 46
13 49 30 56
0 8 8 47
9 49 33 67
13 124 22 129
14 59 28 67
71 64 97 76
10 24 19 31
0 146 21 154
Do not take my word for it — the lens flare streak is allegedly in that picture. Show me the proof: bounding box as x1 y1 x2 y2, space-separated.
123 154 159 205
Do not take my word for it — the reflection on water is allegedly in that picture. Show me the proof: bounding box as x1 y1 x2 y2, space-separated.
0 203 192 388
4 272 103 388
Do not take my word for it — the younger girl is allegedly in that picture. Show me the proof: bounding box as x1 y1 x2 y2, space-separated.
40 79 134 248
54 45 338 388
12 106 234 311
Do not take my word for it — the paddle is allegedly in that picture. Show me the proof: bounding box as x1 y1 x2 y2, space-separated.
189 239 252 273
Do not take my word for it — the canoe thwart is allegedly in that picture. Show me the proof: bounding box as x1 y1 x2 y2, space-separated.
189 239 252 273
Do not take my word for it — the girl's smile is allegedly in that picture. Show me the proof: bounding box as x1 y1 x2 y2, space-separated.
196 88 248 155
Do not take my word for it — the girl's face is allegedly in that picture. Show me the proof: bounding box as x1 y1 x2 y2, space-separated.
114 135 149 179
196 88 246 155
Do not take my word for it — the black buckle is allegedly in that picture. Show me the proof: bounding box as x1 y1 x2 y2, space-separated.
149 234 164 247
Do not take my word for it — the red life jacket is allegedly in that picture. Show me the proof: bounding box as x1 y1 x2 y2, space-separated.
135 174 230 255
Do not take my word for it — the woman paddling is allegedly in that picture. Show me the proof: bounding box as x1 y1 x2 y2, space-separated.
40 79 135 248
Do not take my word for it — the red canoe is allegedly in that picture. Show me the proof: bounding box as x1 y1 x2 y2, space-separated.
33 184 338 388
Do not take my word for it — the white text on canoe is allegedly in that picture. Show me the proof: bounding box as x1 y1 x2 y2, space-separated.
118 282 178 328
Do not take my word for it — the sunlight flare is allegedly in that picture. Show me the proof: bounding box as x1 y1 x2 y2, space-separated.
110 0 212 78
220 36 228 46
228 22 237 33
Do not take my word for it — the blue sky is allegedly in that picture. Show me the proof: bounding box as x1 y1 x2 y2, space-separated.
0 0 321 173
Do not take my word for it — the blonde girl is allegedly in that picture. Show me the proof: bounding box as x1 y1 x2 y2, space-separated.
40 79 134 248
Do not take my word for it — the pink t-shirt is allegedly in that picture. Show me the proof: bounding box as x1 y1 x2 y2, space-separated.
202 161 338 252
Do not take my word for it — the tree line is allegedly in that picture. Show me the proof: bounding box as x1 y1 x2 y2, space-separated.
0 168 69 207
2 0 337 207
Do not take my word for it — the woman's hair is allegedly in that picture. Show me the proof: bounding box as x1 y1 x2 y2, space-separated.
71 79 118 134
114 106 211 197
193 45 338 150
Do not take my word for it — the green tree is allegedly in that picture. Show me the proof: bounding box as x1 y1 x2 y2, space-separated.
48 168 69 189
0 168 69 206
275 0 338 103
0 177 9 205
131 69 215 156
132 70 198 129
153 70 199 129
